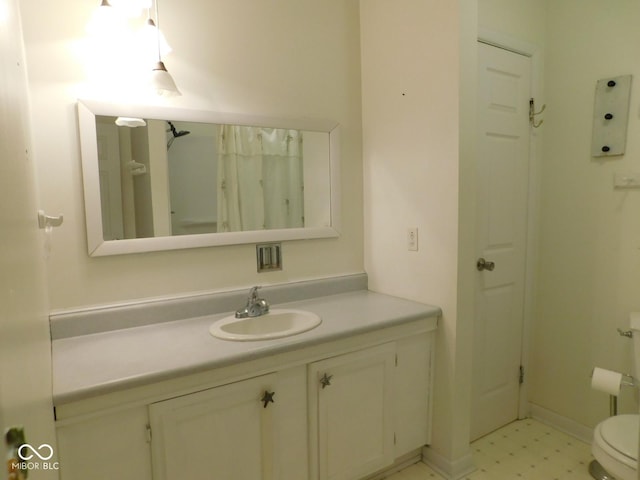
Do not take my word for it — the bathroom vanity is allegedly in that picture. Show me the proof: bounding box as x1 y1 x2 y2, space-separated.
51 285 439 480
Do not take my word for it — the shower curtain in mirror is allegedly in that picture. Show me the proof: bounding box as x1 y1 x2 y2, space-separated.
217 125 304 232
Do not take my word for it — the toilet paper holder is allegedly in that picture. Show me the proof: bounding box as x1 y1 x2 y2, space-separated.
590 368 636 416
608 374 635 416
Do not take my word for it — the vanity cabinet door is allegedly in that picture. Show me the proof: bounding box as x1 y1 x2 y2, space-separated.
394 331 433 455
56 406 152 480
308 343 396 480
149 367 307 480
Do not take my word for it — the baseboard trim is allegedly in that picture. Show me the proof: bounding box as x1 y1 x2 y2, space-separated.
363 450 423 480
529 402 593 444
421 446 476 480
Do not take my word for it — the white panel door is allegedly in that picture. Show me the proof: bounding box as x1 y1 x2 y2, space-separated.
309 343 395 480
472 42 531 440
150 374 279 480
0 0 56 474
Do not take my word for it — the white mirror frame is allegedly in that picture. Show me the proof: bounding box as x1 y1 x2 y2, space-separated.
77 99 341 256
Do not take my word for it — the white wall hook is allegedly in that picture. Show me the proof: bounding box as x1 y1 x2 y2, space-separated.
38 210 63 229
529 98 546 128
127 160 147 176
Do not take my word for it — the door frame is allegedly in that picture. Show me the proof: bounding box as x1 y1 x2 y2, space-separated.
477 29 543 420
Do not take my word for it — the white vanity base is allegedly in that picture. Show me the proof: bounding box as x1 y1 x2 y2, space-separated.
52 282 439 480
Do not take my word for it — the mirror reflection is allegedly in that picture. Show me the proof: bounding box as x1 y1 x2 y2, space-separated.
96 116 331 241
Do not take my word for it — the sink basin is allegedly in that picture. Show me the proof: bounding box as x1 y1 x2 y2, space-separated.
209 309 322 341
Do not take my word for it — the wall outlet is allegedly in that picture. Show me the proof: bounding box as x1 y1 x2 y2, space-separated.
407 228 418 251
256 243 282 272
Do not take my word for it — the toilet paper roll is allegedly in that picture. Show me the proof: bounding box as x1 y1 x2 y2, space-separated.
591 367 623 396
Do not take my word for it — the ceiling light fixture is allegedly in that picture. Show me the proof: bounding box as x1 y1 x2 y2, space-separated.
149 0 180 97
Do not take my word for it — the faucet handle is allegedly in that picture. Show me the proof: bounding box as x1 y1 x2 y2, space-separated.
249 286 261 300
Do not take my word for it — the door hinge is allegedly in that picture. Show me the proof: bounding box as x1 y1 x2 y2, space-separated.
519 365 525 385
395 354 398 367
393 433 397 445
145 424 152 443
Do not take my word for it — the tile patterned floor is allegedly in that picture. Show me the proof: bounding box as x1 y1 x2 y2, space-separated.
387 418 594 480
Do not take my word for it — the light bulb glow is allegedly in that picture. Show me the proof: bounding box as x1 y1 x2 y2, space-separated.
0 0 10 24
86 0 126 35
109 0 151 17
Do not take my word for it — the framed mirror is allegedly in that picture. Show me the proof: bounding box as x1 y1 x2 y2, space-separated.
77 100 341 256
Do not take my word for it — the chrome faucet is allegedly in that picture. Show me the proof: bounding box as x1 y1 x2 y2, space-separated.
235 286 270 318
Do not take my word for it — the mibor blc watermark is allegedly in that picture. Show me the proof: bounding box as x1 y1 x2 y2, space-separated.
12 443 60 471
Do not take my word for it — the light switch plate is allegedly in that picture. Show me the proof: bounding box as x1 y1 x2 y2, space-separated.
407 228 418 251
614 172 640 189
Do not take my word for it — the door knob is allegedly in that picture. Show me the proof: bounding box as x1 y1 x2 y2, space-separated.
476 258 495 271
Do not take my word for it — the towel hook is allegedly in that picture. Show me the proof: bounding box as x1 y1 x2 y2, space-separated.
37 210 63 229
529 98 546 128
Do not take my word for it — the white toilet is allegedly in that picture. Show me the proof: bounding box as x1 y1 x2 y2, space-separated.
590 315 640 480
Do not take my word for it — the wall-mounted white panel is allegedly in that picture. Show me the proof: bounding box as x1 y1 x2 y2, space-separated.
591 74 631 157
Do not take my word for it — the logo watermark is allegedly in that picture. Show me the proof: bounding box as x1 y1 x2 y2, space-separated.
18 444 54 461
11 443 59 472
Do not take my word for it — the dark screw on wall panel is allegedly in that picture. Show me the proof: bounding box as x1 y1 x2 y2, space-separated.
608 80 617 87
604 113 614 120
602 146 611 152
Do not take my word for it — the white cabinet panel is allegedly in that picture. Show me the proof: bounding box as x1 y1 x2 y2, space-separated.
150 373 276 480
394 332 433 455
309 343 396 480
149 367 307 480
56 407 152 480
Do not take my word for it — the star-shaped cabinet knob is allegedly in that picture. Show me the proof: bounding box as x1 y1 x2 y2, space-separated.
320 373 333 389
261 390 275 408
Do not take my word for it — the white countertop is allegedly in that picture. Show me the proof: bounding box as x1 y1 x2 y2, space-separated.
52 290 440 406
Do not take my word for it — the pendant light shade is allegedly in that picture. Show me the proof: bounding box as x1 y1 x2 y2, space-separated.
149 0 180 97
151 61 181 97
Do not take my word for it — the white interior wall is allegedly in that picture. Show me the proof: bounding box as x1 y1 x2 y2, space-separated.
478 0 546 46
361 0 474 473
532 0 640 428
18 0 364 311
